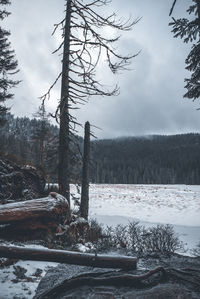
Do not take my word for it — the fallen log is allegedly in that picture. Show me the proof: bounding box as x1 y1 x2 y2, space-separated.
0 244 137 270
0 193 69 224
0 193 70 240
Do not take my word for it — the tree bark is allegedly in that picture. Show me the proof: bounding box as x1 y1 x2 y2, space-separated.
0 244 137 269
197 1 200 28
80 121 90 220
58 0 72 206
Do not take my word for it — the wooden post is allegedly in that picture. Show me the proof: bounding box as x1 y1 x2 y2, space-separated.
80 121 90 220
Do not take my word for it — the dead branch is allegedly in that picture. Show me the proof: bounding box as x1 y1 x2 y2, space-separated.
169 0 178 16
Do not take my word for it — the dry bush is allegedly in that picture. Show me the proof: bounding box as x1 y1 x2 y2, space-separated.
93 221 182 256
192 241 200 257
58 218 183 256
140 224 183 255
85 218 103 243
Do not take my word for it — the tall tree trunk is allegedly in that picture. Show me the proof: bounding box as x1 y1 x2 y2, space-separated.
80 121 90 219
197 2 200 28
58 0 72 206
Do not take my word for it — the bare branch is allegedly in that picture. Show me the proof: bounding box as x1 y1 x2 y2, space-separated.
169 0 178 16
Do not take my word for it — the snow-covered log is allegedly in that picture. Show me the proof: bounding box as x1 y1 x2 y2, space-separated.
0 244 137 269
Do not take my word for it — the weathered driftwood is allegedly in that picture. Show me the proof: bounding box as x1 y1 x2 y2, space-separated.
0 194 69 224
0 244 137 270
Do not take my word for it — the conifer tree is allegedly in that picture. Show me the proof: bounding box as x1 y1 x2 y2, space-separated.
169 0 200 100
32 104 51 171
0 0 19 125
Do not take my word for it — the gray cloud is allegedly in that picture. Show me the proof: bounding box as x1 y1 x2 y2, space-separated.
4 0 200 138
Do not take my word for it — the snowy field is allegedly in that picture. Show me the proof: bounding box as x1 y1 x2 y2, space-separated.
81 184 200 253
0 184 200 298
83 184 200 226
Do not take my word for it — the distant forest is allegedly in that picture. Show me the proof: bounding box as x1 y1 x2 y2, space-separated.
0 113 82 183
91 135 200 185
1 114 200 185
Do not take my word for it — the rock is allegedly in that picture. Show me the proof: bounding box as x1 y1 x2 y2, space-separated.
13 265 27 280
0 157 45 203
34 264 114 299
34 254 200 299
124 284 196 299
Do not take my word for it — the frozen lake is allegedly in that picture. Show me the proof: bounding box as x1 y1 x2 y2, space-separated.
72 184 200 253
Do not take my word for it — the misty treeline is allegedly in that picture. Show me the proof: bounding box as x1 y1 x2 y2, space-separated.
90 134 200 185
1 113 200 185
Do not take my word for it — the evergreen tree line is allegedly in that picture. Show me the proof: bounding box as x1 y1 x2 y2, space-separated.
0 113 59 182
90 134 200 185
1 114 200 185
0 113 84 183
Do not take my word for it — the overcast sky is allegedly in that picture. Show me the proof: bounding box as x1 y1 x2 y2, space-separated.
4 0 200 138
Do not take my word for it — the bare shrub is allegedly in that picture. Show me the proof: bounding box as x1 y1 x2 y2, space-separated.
192 241 200 257
85 218 103 243
141 224 183 255
112 224 129 249
93 221 182 256
95 226 115 252
64 217 182 256
128 221 144 253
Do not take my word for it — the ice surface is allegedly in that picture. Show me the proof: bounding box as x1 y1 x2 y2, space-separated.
75 184 200 227
71 184 200 253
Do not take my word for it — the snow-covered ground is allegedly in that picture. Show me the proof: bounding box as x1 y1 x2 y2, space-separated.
82 184 200 227
0 259 57 299
1 184 200 298
0 244 58 299
71 184 200 253
81 184 200 253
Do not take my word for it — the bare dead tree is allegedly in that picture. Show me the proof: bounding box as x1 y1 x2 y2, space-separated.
41 0 139 205
80 121 90 219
